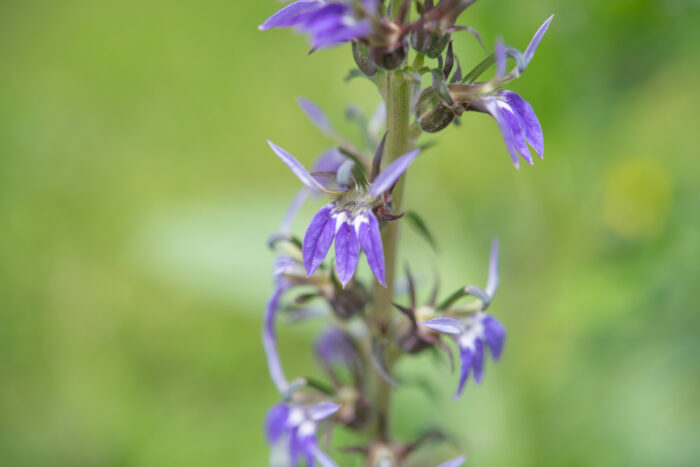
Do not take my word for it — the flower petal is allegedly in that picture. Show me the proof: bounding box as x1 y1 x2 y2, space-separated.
358 213 386 286
303 204 336 275
297 96 336 137
495 39 506 80
437 455 467 467
368 148 421 198
454 347 473 398
265 403 290 443
309 402 341 421
482 314 506 360
524 15 554 66
472 338 485 383
497 102 532 165
334 220 360 287
485 237 500 298
259 0 323 30
502 91 544 158
421 317 464 335
267 140 331 194
311 444 340 467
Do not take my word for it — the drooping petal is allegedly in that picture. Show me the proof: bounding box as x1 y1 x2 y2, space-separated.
315 327 358 369
297 96 336 137
454 346 473 398
267 140 331 194
311 444 340 467
523 15 554 66
265 403 291 443
303 204 336 275
437 455 467 467
298 4 371 48
482 314 506 360
368 148 421 198
308 402 341 421
259 0 324 30
334 220 360 287
485 237 500 298
497 102 532 165
264 286 285 340
262 329 288 394
472 338 485 383
482 97 519 168
288 427 303 465
357 212 385 286
421 317 464 335
502 91 544 158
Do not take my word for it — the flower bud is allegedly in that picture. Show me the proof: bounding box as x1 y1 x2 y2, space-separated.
414 87 455 133
410 28 450 58
330 281 368 320
370 38 409 70
352 41 377 76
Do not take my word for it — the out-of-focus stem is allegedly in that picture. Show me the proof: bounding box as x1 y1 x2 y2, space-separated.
371 68 412 441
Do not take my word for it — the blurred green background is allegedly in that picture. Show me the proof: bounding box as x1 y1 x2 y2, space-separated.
2 0 699 465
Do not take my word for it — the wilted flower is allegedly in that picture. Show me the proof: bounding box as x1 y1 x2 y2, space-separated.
259 0 380 49
421 239 506 398
266 401 341 467
267 140 420 287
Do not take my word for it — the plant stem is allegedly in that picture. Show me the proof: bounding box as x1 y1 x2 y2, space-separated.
371 68 412 441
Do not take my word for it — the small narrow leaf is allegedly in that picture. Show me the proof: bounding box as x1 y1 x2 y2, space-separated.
405 210 437 251
370 338 398 389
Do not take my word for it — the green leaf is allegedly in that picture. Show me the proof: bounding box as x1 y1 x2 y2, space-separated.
405 210 438 251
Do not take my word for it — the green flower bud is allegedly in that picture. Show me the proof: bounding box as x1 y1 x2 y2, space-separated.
370 39 409 71
410 28 450 58
352 41 376 76
414 87 455 133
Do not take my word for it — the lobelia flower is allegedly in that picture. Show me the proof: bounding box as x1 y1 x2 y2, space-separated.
461 16 552 168
259 0 380 49
266 401 341 467
267 139 421 287
421 239 507 398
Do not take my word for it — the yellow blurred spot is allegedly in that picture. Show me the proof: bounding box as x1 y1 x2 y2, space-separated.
603 157 672 239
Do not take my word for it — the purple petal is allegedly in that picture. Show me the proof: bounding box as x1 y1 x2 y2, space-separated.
482 314 506 360
312 148 346 173
267 140 330 194
358 213 386 286
265 403 290 443
502 91 544 158
262 330 288 393
315 327 357 368
421 317 464 335
472 338 485 383
259 0 323 30
303 204 336 275
280 188 311 235
498 103 532 165
309 402 341 421
368 148 421 198
485 237 500 297
297 96 336 137
524 15 554 66
454 347 473 398
495 39 506 80
264 286 285 340
288 427 303 465
311 444 340 467
334 220 360 287
437 456 467 467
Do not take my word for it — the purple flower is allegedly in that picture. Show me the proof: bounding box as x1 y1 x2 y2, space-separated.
421 239 505 398
266 401 340 467
267 139 420 287
259 1 378 49
483 16 552 168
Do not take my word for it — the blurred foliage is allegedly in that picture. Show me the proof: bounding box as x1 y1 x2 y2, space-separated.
1 0 699 466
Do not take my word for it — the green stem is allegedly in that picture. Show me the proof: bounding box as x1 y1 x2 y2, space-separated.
371 68 412 441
